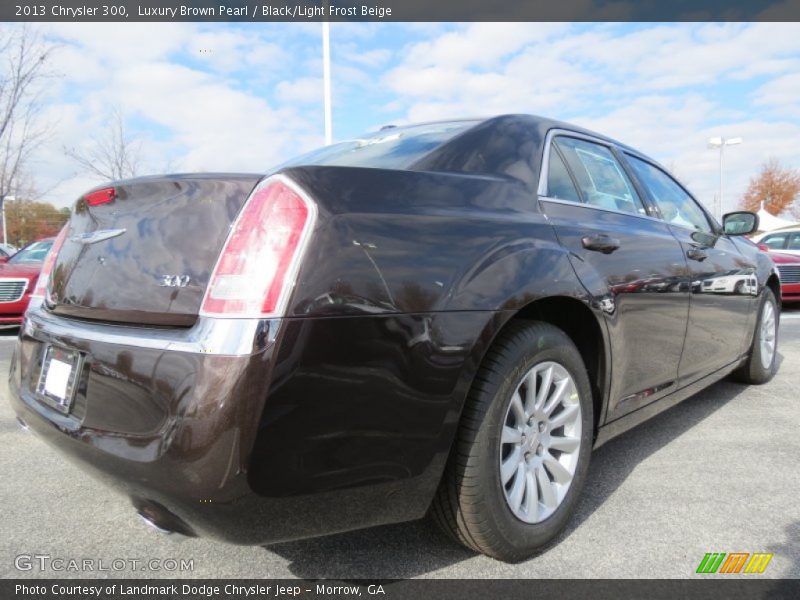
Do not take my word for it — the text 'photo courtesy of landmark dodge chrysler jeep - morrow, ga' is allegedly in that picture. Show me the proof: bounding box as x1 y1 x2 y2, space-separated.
9 115 779 562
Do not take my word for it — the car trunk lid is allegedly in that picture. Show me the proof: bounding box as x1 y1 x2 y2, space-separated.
48 174 260 327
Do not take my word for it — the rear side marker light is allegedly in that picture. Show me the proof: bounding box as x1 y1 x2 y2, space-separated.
84 187 116 206
32 224 69 299
200 174 317 318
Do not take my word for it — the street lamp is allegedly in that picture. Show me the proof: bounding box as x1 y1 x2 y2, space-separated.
0 194 15 246
707 136 742 220
322 19 332 145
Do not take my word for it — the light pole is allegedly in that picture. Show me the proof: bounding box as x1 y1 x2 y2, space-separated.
0 194 15 246
322 14 332 145
707 136 742 220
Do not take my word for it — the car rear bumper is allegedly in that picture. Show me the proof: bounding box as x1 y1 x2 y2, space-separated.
9 300 495 544
10 299 280 542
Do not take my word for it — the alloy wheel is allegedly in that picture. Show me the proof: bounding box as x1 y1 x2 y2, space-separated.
499 361 582 523
759 300 777 369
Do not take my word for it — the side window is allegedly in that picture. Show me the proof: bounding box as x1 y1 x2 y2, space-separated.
546 148 581 203
762 234 788 249
553 137 646 216
786 234 800 250
626 156 712 233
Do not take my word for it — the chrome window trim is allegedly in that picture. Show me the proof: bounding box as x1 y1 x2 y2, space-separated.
538 195 669 226
538 128 719 236
537 129 650 221
538 128 621 197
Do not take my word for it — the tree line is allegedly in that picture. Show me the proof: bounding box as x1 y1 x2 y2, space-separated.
1 25 142 248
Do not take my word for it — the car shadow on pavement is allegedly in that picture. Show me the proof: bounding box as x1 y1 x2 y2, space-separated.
264 371 756 579
558 377 753 545
768 520 800 593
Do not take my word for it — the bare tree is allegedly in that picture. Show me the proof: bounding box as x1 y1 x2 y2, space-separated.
64 108 142 181
0 25 54 199
739 157 800 216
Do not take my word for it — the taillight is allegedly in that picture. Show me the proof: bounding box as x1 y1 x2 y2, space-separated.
32 225 69 298
200 175 316 318
84 187 116 206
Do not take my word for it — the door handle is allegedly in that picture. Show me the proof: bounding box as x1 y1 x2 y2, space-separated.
582 234 621 254
687 247 708 262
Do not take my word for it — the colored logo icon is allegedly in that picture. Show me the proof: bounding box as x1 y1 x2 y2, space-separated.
696 552 773 574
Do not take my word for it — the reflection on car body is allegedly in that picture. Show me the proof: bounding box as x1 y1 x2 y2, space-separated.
700 269 758 295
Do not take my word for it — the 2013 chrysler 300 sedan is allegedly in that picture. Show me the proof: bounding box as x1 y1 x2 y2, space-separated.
9 115 780 562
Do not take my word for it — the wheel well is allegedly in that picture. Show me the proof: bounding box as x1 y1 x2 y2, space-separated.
509 296 606 433
767 274 781 308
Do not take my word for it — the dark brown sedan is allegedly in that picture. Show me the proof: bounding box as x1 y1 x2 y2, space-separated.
9 115 780 562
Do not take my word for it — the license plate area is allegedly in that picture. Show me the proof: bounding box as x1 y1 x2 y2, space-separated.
35 345 83 414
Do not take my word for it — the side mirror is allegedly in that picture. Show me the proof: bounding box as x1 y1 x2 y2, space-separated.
0 256 8 263
722 211 759 236
757 243 770 252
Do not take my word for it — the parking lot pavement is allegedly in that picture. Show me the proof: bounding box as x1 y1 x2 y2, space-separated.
1 309 799 581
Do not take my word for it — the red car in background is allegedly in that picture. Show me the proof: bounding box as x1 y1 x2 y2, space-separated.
768 251 800 303
0 238 54 328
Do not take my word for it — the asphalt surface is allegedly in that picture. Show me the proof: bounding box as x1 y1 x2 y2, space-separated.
1 309 799 580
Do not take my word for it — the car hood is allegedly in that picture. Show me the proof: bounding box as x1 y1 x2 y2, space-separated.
0 262 42 280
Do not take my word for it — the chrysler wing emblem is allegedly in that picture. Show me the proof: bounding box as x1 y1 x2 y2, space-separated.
69 228 126 244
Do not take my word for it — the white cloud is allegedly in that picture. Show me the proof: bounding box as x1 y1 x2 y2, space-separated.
8 20 800 218
16 23 324 207
383 22 800 214
753 72 800 117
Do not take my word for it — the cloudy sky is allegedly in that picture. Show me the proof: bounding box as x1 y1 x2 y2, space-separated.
9 22 800 213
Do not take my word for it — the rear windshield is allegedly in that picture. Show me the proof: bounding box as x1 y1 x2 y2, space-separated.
9 240 53 264
279 121 477 170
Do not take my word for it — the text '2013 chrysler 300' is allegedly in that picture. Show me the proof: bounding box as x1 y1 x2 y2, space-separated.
9 115 780 562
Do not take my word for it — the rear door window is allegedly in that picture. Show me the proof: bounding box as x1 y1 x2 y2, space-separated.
786 233 800 250
546 148 581 203
626 156 712 234
553 137 646 216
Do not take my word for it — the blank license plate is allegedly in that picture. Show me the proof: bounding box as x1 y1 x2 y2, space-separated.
36 346 82 413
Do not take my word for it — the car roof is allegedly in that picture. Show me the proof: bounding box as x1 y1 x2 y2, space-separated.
761 227 800 235
440 114 647 156
410 114 663 188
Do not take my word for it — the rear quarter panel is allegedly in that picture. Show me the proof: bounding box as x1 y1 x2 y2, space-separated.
244 166 605 523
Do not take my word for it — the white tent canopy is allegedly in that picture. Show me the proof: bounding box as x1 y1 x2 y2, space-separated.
757 202 797 232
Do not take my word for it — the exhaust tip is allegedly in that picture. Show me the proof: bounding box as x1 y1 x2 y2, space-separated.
138 512 176 535
133 499 196 539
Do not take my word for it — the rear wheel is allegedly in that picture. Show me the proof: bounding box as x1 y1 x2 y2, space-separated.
732 287 779 384
430 321 593 562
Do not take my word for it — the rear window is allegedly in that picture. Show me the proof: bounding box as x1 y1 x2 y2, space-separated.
279 122 476 170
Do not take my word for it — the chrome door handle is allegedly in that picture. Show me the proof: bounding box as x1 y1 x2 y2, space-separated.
687 248 708 261
582 234 621 254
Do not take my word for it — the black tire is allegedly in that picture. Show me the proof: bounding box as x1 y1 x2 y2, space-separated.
731 287 779 384
430 320 594 562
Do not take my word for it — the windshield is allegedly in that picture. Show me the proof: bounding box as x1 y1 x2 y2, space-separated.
277 121 477 170
9 240 53 264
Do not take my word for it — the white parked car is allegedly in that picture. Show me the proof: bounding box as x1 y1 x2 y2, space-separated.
700 270 758 295
752 227 800 256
